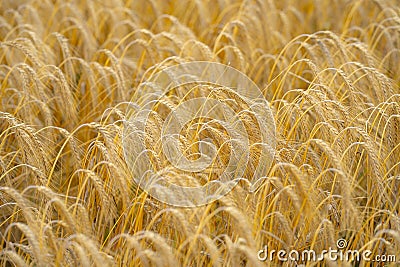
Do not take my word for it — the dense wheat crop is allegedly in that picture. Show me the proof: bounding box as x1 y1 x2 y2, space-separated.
1 0 400 266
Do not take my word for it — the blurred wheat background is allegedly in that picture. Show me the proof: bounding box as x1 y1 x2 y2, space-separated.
0 0 400 266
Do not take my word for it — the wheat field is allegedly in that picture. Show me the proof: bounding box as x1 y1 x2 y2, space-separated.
0 0 400 266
